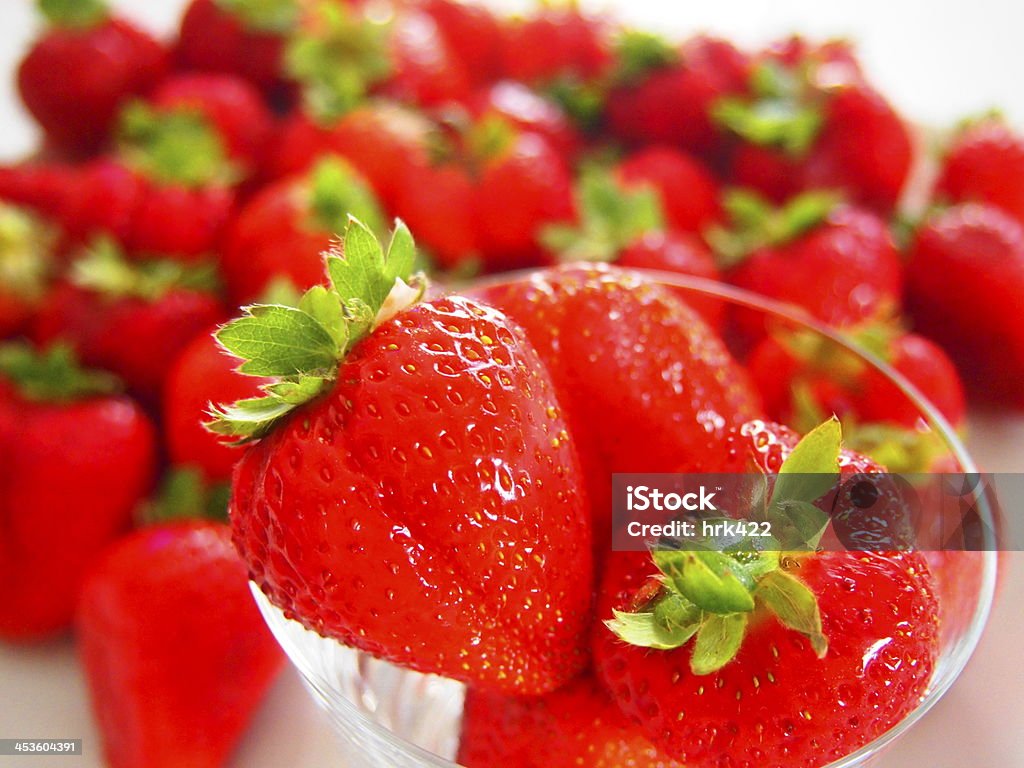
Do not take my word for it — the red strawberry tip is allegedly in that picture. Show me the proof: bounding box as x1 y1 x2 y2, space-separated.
206 216 424 442
0 341 121 402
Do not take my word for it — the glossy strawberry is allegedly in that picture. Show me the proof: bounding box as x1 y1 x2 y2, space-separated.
77 521 283 768
501 6 613 86
0 162 76 223
718 51 912 212
32 242 225 400
421 0 504 86
905 203 1024 406
223 156 385 303
606 33 750 155
934 116 1024 224
713 192 902 340
0 203 58 339
471 80 584 163
0 343 156 639
594 422 938 768
459 676 682 768
616 146 721 235
479 264 760 554
383 6 474 108
17 0 167 155
211 220 593 694
176 0 295 96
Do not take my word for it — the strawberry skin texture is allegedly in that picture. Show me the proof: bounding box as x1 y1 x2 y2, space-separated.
176 0 289 95
164 327 267 484
0 383 156 639
729 205 902 335
479 264 760 552
32 283 225 401
616 146 722 235
906 203 1024 406
231 296 593 694
77 522 283 768
17 18 167 155
474 133 576 271
459 676 683 768
935 118 1024 224
594 548 938 768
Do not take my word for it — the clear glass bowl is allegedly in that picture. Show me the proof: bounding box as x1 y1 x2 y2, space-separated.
252 270 1000 768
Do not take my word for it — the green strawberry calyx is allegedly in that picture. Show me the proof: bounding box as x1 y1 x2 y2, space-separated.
71 237 222 302
706 188 840 268
607 418 843 674
206 216 424 443
0 202 56 304
613 29 679 84
38 0 109 29
541 166 664 262
139 466 231 526
285 1 392 124
216 0 298 34
307 155 386 236
0 342 120 403
118 101 240 189
712 60 825 156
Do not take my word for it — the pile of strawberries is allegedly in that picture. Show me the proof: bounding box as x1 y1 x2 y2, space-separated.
1 0 1018 766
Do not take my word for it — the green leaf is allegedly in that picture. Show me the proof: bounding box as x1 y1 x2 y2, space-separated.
606 605 701 650
775 192 841 243
38 0 108 28
205 394 299 441
308 156 386 237
712 95 823 156
0 342 120 403
691 613 748 675
771 417 842 505
299 285 349 352
614 29 679 84
140 467 231 525
771 499 830 551
756 569 827 657
654 550 756 614
0 202 55 301
71 238 221 301
216 304 339 377
216 0 298 33
266 376 327 404
385 220 417 284
327 218 388 311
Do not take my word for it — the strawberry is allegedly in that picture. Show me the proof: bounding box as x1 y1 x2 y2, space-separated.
459 676 683 768
478 264 760 555
142 73 275 180
501 5 614 86
472 123 576 270
383 6 474 107
164 328 269 485
540 169 722 324
176 0 295 97
77 521 283 768
710 191 902 341
606 33 750 155
471 80 584 163
421 0 505 87
208 219 593 694
17 0 167 156
223 155 386 303
32 240 225 400
0 162 76 223
716 52 912 212
616 145 722 235
594 421 939 768
934 115 1024 224
0 343 156 639
905 203 1024 407
0 203 59 339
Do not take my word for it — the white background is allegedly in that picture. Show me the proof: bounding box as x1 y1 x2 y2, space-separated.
1 2 1023 766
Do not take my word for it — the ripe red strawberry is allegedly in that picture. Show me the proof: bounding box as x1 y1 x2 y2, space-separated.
606 33 750 155
77 521 283 768
269 101 432 208
501 5 613 86
594 422 939 768
905 203 1024 407
0 162 76 224
540 169 722 324
473 125 576 270
383 6 474 108
176 0 295 96
0 343 156 639
471 80 584 163
616 146 722 235
164 328 269 485
717 52 912 212
459 676 683 768
32 241 225 400
934 116 1024 224
711 192 902 340
479 264 760 554
17 0 167 155
223 156 386 303
422 0 505 87
0 203 59 339
143 73 275 179
209 219 593 694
